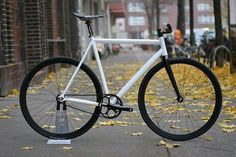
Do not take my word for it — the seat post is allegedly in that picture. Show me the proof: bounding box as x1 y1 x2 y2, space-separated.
85 20 94 37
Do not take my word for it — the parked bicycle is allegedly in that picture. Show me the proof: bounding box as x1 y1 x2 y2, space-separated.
20 13 222 141
165 35 197 59
197 31 230 68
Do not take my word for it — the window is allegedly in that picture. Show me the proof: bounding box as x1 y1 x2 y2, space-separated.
197 3 210 12
128 2 145 12
128 16 145 26
160 4 168 13
198 16 215 24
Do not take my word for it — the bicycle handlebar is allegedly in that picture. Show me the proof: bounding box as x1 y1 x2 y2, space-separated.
157 24 172 37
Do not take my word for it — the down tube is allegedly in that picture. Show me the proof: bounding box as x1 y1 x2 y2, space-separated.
117 49 163 98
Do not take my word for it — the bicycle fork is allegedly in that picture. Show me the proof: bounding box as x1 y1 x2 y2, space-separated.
162 57 184 102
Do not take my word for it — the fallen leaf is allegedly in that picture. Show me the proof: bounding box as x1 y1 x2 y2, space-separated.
21 146 33 150
165 120 181 123
170 125 181 129
62 146 72 150
10 104 20 109
181 128 190 132
0 108 9 113
218 123 235 129
9 89 19 96
98 120 115 126
222 128 235 133
42 125 56 129
222 119 231 123
92 125 100 129
203 134 213 141
130 132 143 136
72 118 81 121
0 115 12 119
158 140 180 148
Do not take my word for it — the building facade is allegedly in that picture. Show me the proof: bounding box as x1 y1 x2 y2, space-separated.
124 0 220 41
0 0 80 96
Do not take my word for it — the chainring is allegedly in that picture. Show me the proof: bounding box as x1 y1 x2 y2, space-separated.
100 94 123 119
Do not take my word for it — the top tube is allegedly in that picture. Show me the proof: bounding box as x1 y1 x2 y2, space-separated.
94 38 160 46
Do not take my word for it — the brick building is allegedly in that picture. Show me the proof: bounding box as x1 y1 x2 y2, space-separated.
0 0 80 96
120 0 229 43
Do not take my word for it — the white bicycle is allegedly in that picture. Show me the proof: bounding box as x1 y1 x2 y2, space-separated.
20 13 222 141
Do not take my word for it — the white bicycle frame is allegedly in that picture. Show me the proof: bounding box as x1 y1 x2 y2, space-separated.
60 36 168 106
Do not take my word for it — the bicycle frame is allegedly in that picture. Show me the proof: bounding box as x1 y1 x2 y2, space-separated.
60 36 168 106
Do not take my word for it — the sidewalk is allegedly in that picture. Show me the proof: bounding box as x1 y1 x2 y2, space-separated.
0 50 235 157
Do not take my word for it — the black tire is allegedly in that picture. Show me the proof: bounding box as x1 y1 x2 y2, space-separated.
138 58 222 141
20 57 103 139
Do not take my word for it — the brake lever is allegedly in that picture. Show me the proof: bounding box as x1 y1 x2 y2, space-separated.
166 24 172 33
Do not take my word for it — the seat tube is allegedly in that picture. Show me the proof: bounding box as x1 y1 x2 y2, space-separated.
91 37 109 94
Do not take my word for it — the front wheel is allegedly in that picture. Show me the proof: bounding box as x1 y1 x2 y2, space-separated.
138 58 222 141
20 57 103 139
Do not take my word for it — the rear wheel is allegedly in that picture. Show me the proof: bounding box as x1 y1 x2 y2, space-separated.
138 58 222 141
20 57 102 139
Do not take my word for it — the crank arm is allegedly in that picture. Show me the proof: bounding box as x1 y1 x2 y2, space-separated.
110 105 133 112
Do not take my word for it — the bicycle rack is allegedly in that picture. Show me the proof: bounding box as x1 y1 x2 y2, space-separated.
47 111 71 145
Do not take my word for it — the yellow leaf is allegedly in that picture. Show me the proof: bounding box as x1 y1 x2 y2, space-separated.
203 134 213 141
62 146 72 150
222 128 235 133
0 108 9 113
21 146 33 150
222 119 231 123
10 89 19 95
201 116 210 121
130 132 143 136
72 118 81 121
177 107 185 111
27 89 38 95
45 111 55 116
42 125 56 129
10 104 20 109
92 125 100 129
0 115 12 119
115 121 127 125
165 120 181 123
170 125 181 129
158 140 180 148
181 128 190 132
218 123 235 129
98 120 115 126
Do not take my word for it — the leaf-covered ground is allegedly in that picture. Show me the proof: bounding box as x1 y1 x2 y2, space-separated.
0 54 236 150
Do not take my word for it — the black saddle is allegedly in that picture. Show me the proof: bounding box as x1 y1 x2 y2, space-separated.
72 12 104 21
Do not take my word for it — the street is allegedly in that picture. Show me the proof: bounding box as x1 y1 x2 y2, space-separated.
0 50 235 157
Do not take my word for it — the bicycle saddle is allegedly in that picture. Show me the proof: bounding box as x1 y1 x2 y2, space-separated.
72 12 104 21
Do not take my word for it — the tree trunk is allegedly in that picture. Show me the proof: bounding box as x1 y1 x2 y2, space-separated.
143 0 155 39
213 0 224 67
228 1 236 73
155 0 160 29
189 0 195 46
230 52 236 73
177 0 185 35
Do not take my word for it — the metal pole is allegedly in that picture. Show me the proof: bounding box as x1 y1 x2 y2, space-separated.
107 4 111 39
228 0 231 50
0 3 4 65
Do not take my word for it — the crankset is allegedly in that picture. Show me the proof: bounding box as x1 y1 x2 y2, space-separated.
100 94 133 119
63 94 133 119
